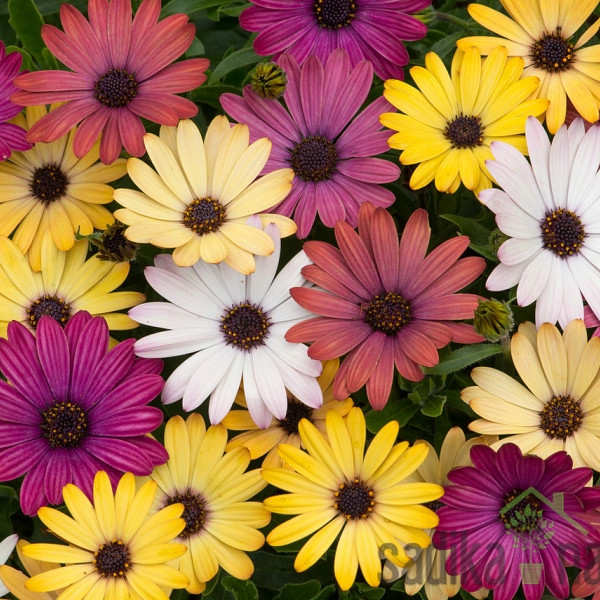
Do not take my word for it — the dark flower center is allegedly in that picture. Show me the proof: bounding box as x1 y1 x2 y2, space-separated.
41 401 87 448
364 292 412 335
334 478 375 519
222 303 270 350
278 396 314 435
94 69 139 108
93 541 130 577
290 136 338 182
531 29 575 72
500 490 543 532
540 395 583 439
541 209 585 258
314 0 356 28
27 295 71 329
30 163 68 205
425 499 444 512
183 197 227 235
444 115 483 149
96 223 137 262
165 490 207 539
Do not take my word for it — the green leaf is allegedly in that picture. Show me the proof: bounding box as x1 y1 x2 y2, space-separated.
190 84 241 108
274 581 321 600
161 0 239 17
42 47 59 70
187 36 206 57
354 583 386 599
208 47 261 84
423 344 503 375
365 401 419 434
440 213 497 261
316 584 336 600
8 0 46 67
221 576 258 600
421 394 447 417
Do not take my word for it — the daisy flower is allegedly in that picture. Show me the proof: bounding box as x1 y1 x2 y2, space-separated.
21 471 189 598
0 235 144 336
0 534 18 597
130 221 323 428
113 117 296 272
263 407 443 591
222 358 353 468
457 0 600 133
433 443 600 600
380 47 548 195
481 116 600 327
221 50 400 238
143 414 270 594
463 319 600 472
286 203 485 409
0 105 126 271
0 311 167 515
240 0 430 81
11 0 209 164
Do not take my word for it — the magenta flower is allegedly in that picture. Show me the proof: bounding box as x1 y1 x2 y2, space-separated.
11 0 209 165
286 203 485 409
0 312 167 515
240 0 430 81
434 444 600 600
221 50 400 238
0 42 31 160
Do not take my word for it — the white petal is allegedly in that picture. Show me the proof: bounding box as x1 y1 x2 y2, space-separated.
129 302 205 329
560 261 584 326
134 328 222 358
0 534 17 565
580 192 600 231
162 350 218 405
567 117 586 154
526 116 554 210
486 261 529 291
251 350 287 419
549 123 571 207
274 360 324 409
208 350 244 424
570 254 600 325
497 238 541 266
567 125 600 213
247 223 281 305
243 355 273 428
264 333 322 376
262 250 312 312
534 258 563 327
268 297 315 324
516 251 553 306
192 259 237 306
493 202 539 238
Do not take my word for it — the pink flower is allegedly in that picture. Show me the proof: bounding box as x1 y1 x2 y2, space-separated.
11 0 209 164
286 203 485 409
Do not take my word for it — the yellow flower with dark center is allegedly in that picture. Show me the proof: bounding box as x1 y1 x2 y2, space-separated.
263 407 443 591
380 46 548 195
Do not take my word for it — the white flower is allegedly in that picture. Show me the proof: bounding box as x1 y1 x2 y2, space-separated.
130 221 323 427
481 116 600 327
0 534 18 596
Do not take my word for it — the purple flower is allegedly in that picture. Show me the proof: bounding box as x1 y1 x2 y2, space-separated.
0 43 31 160
240 0 430 81
433 443 600 600
221 49 399 238
0 312 167 516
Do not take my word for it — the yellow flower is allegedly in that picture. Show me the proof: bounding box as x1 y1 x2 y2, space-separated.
222 359 353 469
263 407 443 591
463 319 600 470
0 234 144 336
457 0 600 133
143 414 270 594
380 46 548 195
382 428 493 600
114 116 297 273
22 471 189 600
0 105 126 272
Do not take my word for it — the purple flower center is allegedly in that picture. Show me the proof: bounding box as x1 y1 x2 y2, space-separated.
531 29 574 72
277 396 313 434
364 292 412 335
314 0 356 28
30 163 68 205
93 540 130 577
94 68 139 108
165 489 207 539
540 395 583 439
500 490 543 532
334 478 375 519
290 136 338 182
41 401 87 448
444 115 483 149
183 197 227 235
222 303 270 351
541 209 585 258
27 295 71 329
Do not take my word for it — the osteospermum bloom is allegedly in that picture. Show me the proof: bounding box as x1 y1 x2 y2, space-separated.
11 0 209 164
0 311 168 515
113 117 296 271
143 414 270 594
130 221 323 427
286 203 485 409
463 319 600 472
0 235 144 336
481 117 600 327
22 471 188 598
240 0 430 81
222 358 353 468
457 0 600 133
380 47 548 195
0 105 127 271
263 407 443 591
433 443 600 600
221 50 399 237
0 534 18 597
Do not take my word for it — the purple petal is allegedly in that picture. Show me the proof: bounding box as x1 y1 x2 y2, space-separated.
0 381 42 422
83 437 154 474
44 448 73 505
0 440 48 480
20 459 50 516
90 406 163 436
0 423 40 447
36 317 70 402
88 374 164 416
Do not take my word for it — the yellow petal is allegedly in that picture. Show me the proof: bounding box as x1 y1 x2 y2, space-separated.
334 520 358 591
294 515 345 572
176 119 208 199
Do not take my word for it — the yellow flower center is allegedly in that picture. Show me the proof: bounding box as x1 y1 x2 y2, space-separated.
364 291 412 335
27 295 71 328
94 68 139 108
444 114 483 149
541 209 586 258
183 197 227 235
531 29 575 72
290 136 338 182
334 478 375 519
93 540 130 577
165 489 208 539
41 401 87 448
539 395 583 439
277 396 314 435
251 62 287 99
221 303 270 351
314 0 356 28
30 163 68 205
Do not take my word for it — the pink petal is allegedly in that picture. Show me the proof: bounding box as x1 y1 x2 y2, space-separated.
370 207 399 291
118 108 146 157
416 256 486 299
397 209 430 291
394 338 424 381
26 98 98 143
299 55 324 134
336 157 400 183
73 107 110 157
40 25 100 76
140 59 209 93
399 327 439 367
130 0 161 49
87 0 110 51
414 295 480 321
365 337 395 409
99 111 124 164
345 332 385 392
108 0 132 69
291 287 361 319
12 70 92 92
301 265 364 303
128 92 197 125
